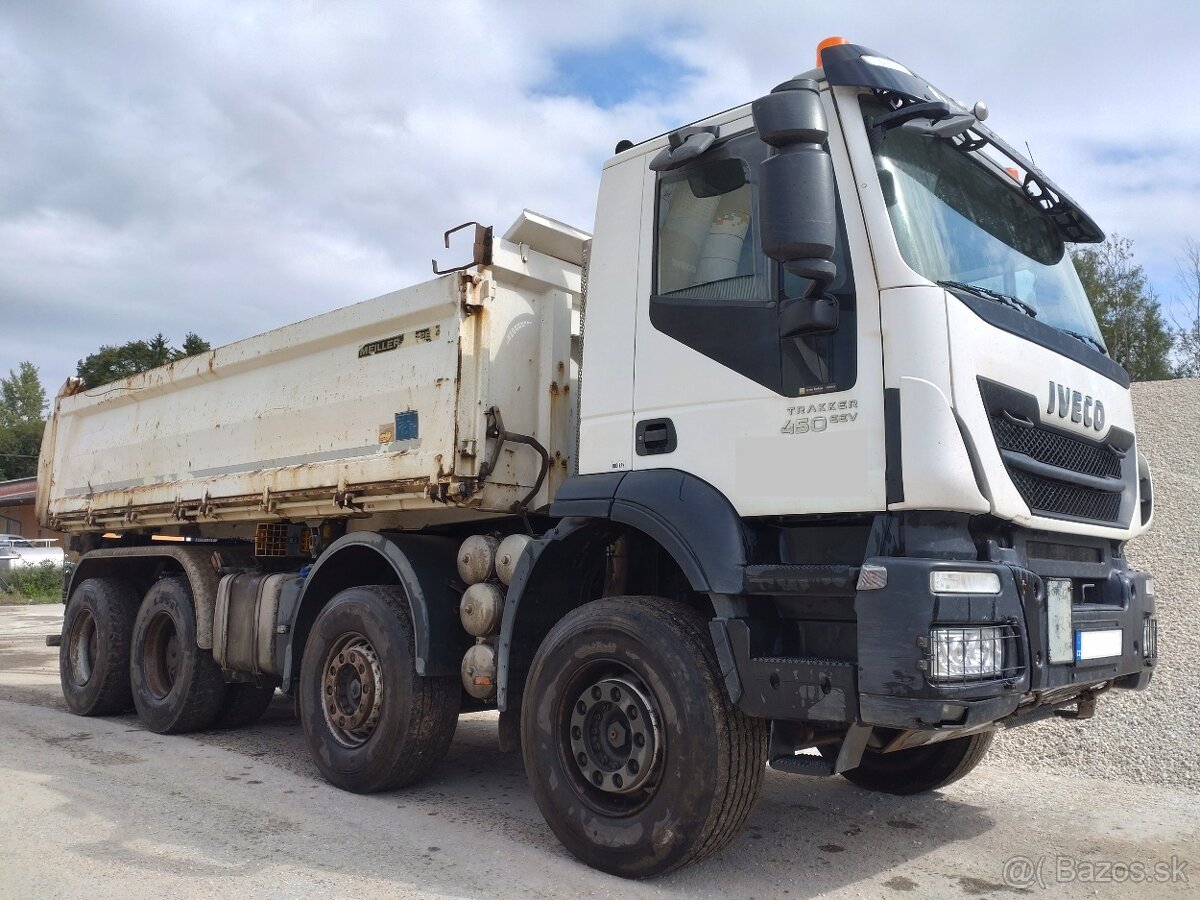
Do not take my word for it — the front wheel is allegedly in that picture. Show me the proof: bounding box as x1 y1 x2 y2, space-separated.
830 731 995 795
298 585 459 793
521 597 768 879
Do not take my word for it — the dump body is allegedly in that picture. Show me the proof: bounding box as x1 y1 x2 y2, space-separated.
38 213 586 534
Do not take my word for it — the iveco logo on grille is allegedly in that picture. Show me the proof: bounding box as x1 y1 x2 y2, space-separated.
1046 381 1105 431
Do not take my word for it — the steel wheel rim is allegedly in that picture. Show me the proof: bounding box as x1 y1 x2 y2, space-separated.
142 610 181 699
560 664 665 815
67 609 98 686
321 633 384 748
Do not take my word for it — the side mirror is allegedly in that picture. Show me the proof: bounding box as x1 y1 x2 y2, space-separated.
753 78 838 296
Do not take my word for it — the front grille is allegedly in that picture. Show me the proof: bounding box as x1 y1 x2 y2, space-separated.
978 379 1129 525
991 415 1120 478
1009 469 1123 522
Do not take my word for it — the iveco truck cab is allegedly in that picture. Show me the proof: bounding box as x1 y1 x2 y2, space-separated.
529 37 1157 872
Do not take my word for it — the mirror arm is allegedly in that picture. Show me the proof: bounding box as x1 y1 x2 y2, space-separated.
783 258 837 297
780 295 839 339
649 127 719 172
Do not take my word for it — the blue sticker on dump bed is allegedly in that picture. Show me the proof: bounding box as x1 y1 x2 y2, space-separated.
394 411 419 441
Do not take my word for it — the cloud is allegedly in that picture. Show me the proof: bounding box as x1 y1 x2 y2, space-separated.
3 0 1199 393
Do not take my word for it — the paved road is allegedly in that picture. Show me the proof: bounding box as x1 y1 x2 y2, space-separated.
1 604 1196 899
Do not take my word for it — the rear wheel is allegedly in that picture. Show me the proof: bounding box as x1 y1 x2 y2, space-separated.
60 578 139 716
521 597 768 878
829 731 995 795
298 585 459 793
130 576 228 733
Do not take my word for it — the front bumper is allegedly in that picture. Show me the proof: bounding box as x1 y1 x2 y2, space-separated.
712 553 1157 730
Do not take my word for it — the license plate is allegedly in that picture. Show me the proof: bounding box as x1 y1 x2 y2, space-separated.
1075 628 1122 661
1047 579 1073 664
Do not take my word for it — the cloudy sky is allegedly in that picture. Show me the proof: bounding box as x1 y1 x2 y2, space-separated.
3 1 1198 394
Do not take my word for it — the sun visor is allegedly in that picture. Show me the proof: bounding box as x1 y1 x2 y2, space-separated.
820 43 1104 244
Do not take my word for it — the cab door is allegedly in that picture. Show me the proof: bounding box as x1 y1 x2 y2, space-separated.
629 107 886 517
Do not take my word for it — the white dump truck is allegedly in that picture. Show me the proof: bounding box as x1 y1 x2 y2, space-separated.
39 39 1158 877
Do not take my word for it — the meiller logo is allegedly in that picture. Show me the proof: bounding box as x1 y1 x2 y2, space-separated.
1046 381 1105 431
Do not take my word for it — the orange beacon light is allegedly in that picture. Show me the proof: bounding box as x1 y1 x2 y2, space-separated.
816 36 849 67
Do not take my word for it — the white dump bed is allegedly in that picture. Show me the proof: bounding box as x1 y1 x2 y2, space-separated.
38 212 587 534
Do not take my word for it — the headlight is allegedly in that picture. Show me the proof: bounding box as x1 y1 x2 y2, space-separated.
928 626 1007 681
930 571 1002 595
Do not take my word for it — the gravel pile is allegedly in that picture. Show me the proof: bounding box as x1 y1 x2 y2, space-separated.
990 378 1200 789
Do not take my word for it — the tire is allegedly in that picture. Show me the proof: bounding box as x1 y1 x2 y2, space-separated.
298 585 460 793
521 597 768 879
211 682 278 730
60 577 140 716
130 576 228 734
831 731 995 795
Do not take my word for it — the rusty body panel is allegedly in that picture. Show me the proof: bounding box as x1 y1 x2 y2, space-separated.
39 212 587 536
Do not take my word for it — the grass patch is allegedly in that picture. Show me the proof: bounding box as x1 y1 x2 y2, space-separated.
0 561 67 605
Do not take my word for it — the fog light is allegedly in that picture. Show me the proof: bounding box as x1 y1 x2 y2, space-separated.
928 626 1006 682
1144 578 1156 598
930 571 1002 595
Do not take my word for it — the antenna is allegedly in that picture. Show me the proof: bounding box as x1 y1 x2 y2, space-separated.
1024 140 1037 167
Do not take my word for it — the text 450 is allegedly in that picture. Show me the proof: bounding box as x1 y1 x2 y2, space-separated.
781 413 857 434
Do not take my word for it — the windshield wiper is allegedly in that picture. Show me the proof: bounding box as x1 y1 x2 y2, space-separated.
937 280 1038 318
1059 328 1108 356
939 280 1109 355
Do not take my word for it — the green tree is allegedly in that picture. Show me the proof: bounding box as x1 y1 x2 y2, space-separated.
1071 236 1174 381
1174 236 1200 378
76 332 212 388
0 362 46 427
180 332 211 357
0 362 46 480
0 421 43 481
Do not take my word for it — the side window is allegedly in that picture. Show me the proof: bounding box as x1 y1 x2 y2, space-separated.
649 130 856 397
657 158 757 301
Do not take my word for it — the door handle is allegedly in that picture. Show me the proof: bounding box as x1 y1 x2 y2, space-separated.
636 418 677 456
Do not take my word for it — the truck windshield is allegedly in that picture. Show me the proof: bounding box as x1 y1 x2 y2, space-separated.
868 102 1106 348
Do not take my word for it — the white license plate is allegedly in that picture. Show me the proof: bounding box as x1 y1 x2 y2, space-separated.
1075 628 1122 661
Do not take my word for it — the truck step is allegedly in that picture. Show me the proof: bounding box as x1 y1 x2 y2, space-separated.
769 753 836 777
743 564 859 596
